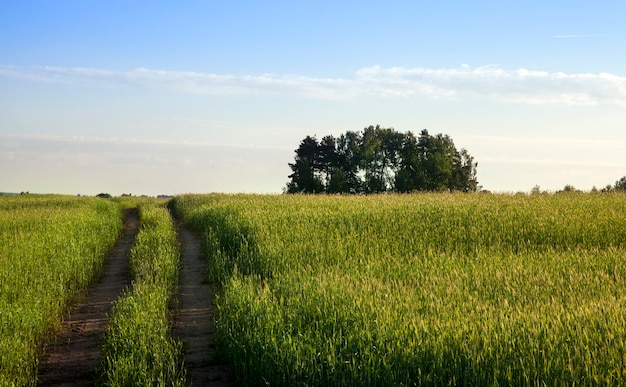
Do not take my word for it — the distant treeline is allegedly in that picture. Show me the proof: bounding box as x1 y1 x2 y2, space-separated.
286 125 478 194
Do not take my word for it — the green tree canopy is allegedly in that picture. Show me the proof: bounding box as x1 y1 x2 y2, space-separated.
286 126 478 194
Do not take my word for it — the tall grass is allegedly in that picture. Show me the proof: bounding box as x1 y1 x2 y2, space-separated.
0 195 121 387
171 192 626 385
101 200 186 386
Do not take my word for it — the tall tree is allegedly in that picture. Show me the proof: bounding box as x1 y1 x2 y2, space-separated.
429 133 457 191
336 131 362 193
360 125 385 193
378 127 404 191
396 131 421 192
452 148 479 192
359 125 405 192
286 136 324 193
318 135 339 190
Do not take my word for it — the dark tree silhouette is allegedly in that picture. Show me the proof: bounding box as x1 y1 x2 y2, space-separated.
336 131 362 193
286 136 324 193
452 148 479 192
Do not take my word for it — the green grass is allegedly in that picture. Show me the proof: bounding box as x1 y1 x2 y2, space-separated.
0 195 121 387
171 192 626 385
101 200 186 386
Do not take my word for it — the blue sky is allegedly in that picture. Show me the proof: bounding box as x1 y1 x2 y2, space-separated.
1 1 625 195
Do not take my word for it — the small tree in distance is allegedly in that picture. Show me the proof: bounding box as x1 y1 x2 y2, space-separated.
600 176 626 193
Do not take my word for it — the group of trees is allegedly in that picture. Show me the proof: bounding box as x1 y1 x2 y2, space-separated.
286 125 478 194
606 176 626 192
532 176 626 194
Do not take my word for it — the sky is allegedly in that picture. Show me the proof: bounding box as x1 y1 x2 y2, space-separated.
1 1 625 196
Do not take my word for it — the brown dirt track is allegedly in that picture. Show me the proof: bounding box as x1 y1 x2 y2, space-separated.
173 226 229 386
36 207 137 386
36 207 228 386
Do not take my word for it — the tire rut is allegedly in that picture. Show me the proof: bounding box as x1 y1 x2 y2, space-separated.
36 207 138 386
174 227 229 386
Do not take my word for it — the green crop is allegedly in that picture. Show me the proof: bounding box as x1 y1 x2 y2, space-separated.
101 200 185 386
0 195 121 386
171 192 626 385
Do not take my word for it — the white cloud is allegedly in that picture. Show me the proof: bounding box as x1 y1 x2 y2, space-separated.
2 64 626 105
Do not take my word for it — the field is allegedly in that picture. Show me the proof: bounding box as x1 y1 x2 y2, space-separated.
2 192 626 385
171 192 626 385
0 195 121 385
0 196 187 386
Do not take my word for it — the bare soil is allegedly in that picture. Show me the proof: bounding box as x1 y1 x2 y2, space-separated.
173 227 230 386
36 207 137 386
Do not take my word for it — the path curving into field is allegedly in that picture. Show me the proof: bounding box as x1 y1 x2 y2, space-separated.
174 227 230 386
37 207 137 386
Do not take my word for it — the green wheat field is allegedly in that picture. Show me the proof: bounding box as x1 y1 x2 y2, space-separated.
2 192 626 385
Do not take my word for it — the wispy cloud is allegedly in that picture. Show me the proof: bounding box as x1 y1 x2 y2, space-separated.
2 64 626 106
552 34 603 38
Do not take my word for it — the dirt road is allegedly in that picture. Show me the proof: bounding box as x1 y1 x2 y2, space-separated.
36 208 228 386
174 227 229 386
37 207 137 386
